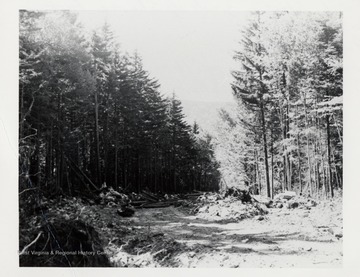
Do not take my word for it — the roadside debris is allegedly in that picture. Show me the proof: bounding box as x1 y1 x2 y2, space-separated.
19 188 342 267
108 231 186 267
194 191 268 222
19 218 111 267
96 186 324 223
271 191 318 210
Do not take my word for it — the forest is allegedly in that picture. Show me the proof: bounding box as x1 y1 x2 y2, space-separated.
216 11 342 199
18 11 343 268
19 10 220 197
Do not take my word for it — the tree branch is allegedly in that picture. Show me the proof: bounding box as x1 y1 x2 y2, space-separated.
19 187 38 195
19 231 43 255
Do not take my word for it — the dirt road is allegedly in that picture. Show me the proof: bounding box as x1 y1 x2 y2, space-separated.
106 205 342 267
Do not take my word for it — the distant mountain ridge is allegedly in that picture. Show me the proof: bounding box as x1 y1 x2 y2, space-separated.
181 99 236 135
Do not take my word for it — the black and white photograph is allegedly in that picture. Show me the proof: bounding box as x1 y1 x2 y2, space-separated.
3 0 360 272
16 9 345 268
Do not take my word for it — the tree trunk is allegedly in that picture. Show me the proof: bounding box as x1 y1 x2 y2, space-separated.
297 134 302 194
288 156 292 191
260 101 271 198
255 149 260 195
326 115 334 198
286 101 292 190
104 110 109 186
271 132 274 199
303 94 312 196
56 92 62 193
94 90 101 186
279 106 287 191
295 104 302 194
332 113 342 145
114 125 118 190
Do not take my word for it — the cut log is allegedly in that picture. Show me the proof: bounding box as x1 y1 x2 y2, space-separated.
142 191 161 200
139 194 157 203
131 200 149 207
185 192 203 197
141 202 172 209
140 191 161 202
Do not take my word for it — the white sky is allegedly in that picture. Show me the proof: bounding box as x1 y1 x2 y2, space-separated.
76 11 250 103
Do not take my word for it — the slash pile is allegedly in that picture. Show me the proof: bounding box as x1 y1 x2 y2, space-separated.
270 191 318 209
194 191 269 222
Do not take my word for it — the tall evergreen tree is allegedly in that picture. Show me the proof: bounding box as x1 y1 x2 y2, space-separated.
232 12 272 197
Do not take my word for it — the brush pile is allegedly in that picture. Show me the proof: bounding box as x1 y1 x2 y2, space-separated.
19 218 111 267
270 191 318 209
108 232 186 267
194 188 268 222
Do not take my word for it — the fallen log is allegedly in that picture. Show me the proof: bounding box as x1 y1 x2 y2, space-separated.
131 200 149 207
161 200 179 205
184 192 203 197
140 191 160 202
140 193 157 203
140 202 172 209
182 193 203 199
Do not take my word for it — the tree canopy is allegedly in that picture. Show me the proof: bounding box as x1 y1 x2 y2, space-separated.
217 11 342 198
19 11 220 196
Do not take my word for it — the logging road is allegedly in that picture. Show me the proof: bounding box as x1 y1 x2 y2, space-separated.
106 205 342 267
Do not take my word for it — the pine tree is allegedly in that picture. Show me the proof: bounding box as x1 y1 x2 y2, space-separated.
232 12 272 197
225 12 342 199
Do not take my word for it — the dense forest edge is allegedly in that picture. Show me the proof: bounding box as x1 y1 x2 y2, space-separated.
19 11 220 198
19 11 342 267
216 11 342 199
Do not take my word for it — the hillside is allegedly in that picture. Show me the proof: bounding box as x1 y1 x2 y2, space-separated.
181 100 236 135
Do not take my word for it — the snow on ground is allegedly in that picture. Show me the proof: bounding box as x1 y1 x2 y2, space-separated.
108 197 342 267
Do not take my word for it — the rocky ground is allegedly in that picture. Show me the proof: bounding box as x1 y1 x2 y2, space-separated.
107 199 342 267
19 192 342 267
